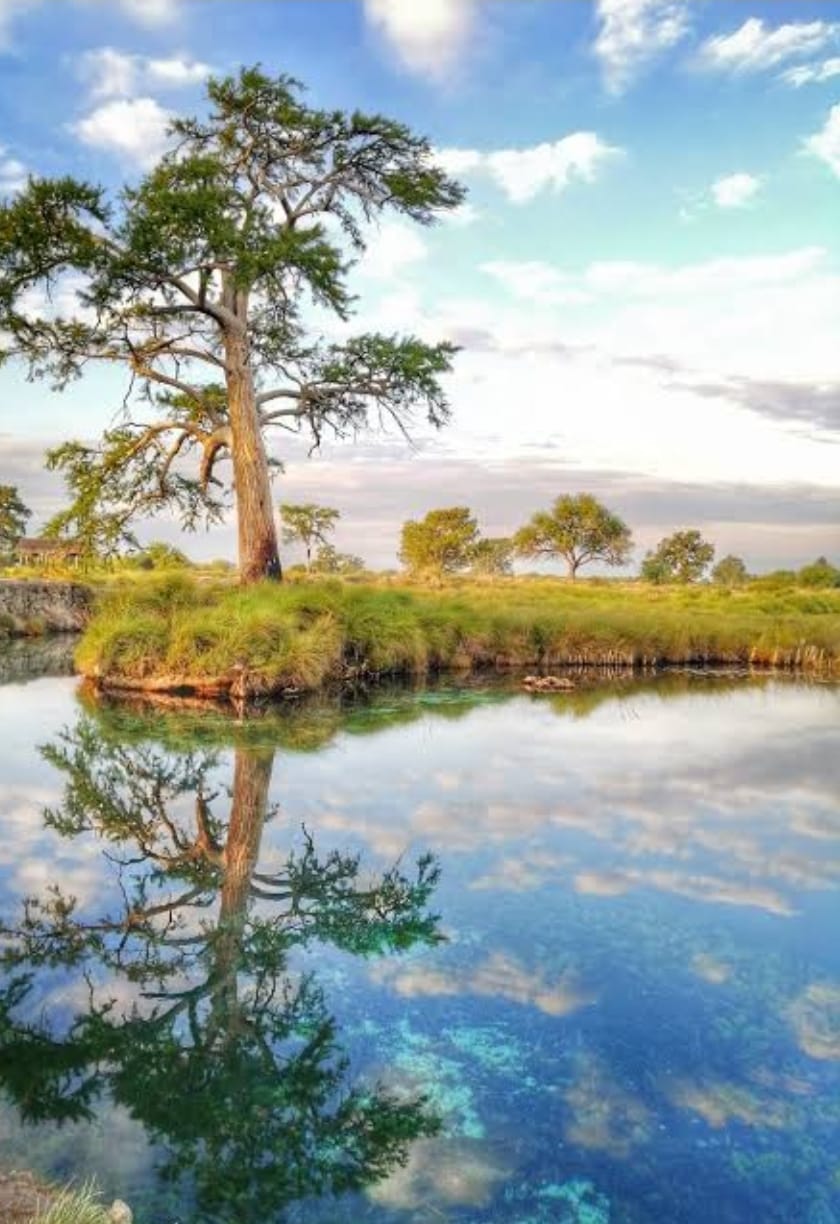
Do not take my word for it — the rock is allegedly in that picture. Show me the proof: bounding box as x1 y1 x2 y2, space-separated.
522 674 576 692
108 1201 133 1224
0 580 91 635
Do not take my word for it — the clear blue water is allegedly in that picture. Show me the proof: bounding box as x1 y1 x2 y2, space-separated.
0 649 839 1223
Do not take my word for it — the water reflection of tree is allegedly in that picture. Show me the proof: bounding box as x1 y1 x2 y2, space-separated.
0 719 443 1220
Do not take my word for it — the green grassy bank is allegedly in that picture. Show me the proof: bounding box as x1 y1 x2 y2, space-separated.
75 575 840 699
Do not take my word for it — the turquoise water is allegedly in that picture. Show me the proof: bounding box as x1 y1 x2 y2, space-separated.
0 652 839 1223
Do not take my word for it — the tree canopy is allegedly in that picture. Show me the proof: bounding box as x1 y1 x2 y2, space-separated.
0 67 465 581
399 506 479 577
641 530 715 584
797 556 840 588
310 542 366 574
513 493 633 579
712 554 748 587
0 484 31 554
469 536 514 576
280 502 340 569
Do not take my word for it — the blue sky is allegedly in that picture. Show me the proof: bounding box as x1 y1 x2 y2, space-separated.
1 0 839 570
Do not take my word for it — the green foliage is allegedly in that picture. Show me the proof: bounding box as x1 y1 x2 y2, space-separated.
0 67 465 576
280 503 340 568
797 556 840 588
641 529 715 584
310 542 366 574
399 507 479 577
712 554 749 588
0 483 31 554
133 540 191 570
514 494 633 579
470 536 514 576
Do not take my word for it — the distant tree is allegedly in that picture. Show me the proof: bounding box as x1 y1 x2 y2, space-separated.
641 530 714 584
0 485 31 555
399 507 478 577
310 543 365 575
0 68 464 584
470 537 514 576
712 554 748 588
280 504 340 571
797 556 840 588
138 541 191 570
513 494 633 580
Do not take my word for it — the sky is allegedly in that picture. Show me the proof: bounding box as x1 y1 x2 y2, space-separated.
0 0 839 571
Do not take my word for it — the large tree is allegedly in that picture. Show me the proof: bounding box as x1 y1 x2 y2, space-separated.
399 506 479 577
0 484 31 555
280 501 340 570
641 529 714 584
0 68 463 582
514 493 633 579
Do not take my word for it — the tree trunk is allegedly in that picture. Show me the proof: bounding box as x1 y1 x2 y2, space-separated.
224 324 282 585
213 748 275 1026
566 556 579 580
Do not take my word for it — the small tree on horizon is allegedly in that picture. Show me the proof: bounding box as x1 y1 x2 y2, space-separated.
399 507 479 578
513 494 633 580
469 537 514 576
310 543 366 574
712 554 748 587
797 556 840 588
0 485 31 556
641 530 715 584
280 503 340 571
0 67 464 584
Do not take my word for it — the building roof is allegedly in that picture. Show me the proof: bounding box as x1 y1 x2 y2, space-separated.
17 537 83 555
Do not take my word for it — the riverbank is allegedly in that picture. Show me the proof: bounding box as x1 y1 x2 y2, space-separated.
76 576 840 700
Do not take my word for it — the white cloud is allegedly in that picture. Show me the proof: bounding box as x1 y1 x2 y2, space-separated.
442 201 481 227
804 104 840 178
84 0 181 25
481 260 591 307
363 0 478 79
593 0 691 94
78 46 211 99
434 147 483 177
781 56 840 87
357 220 429 280
697 18 839 74
711 172 762 210
584 248 825 297
70 96 172 169
437 133 622 204
0 145 26 195
479 248 825 310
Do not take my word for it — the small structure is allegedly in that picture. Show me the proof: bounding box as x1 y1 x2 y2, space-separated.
15 537 83 568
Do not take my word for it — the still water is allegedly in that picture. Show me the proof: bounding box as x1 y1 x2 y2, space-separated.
0 646 838 1223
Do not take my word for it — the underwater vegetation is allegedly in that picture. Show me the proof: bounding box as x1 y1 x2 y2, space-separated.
787 983 840 1062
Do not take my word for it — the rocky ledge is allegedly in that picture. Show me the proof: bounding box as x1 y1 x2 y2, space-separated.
0 580 92 635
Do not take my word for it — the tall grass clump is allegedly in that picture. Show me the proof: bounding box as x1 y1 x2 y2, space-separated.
30 1181 113 1224
76 575 840 698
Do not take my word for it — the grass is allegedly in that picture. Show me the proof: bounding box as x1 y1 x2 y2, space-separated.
30 1181 113 1224
75 574 840 698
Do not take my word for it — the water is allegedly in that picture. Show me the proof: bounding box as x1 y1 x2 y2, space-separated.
0 651 839 1223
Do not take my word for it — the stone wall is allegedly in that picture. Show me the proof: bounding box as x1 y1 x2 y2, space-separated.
0 580 92 635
